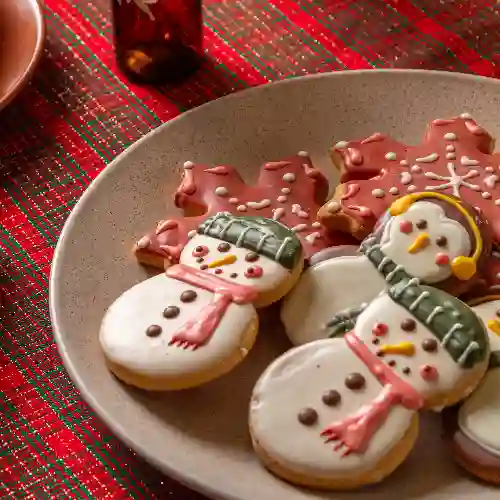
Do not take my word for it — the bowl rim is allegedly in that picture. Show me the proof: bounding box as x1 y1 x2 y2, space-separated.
0 0 46 111
49 69 500 500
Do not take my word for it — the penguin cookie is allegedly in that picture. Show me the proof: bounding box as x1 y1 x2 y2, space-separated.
251 278 489 490
282 191 491 346
100 214 304 391
444 295 500 484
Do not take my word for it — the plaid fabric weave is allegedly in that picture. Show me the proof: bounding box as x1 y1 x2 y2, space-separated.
1 0 500 498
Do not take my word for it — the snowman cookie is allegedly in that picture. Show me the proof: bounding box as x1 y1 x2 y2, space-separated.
251 279 489 490
282 191 492 346
444 295 500 484
100 214 304 391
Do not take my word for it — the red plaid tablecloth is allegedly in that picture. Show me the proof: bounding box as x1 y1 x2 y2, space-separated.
1 0 500 498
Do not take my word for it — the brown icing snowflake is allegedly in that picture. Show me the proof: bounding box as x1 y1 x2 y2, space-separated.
134 153 356 269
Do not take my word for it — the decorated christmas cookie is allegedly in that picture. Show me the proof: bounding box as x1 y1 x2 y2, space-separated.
251 279 489 490
133 153 356 269
282 191 492 346
444 295 500 484
100 214 304 390
318 115 500 244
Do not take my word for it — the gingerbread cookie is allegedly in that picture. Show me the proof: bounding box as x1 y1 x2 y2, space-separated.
133 153 356 269
282 192 492 346
100 214 304 391
251 279 489 490
318 115 500 243
444 295 500 484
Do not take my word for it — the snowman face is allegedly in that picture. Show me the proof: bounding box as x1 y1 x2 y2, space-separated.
471 300 500 352
380 201 471 284
354 293 465 396
180 234 290 291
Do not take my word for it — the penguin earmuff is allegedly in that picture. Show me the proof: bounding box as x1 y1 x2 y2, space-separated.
389 192 482 281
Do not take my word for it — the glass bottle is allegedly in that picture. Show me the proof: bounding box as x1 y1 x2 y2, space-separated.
112 0 203 84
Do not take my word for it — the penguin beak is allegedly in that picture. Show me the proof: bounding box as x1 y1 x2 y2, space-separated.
487 319 500 337
407 233 430 254
207 254 237 268
379 341 416 356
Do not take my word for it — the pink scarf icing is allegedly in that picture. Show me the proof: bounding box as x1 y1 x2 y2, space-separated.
165 264 258 349
321 332 424 456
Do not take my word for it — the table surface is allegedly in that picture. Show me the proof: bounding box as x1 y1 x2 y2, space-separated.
2 0 500 498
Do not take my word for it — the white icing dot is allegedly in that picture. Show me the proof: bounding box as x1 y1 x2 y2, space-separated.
444 133 457 140
183 161 195 169
415 153 439 163
486 166 494 172
187 230 197 239
298 151 309 157
400 172 412 185
247 199 272 210
385 152 397 160
229 197 239 204
445 153 456 160
136 236 150 249
283 173 296 183
410 165 421 173
277 196 288 203
240 347 249 357
237 205 247 212
460 112 472 119
335 141 348 149
292 224 308 233
482 192 492 199
272 207 285 221
372 188 385 198
461 156 479 166
214 186 228 196
312 221 322 228
445 145 455 152
389 187 399 195
281 187 291 194
495 199 500 206
399 160 409 166
496 273 500 281
327 201 341 213
407 185 417 193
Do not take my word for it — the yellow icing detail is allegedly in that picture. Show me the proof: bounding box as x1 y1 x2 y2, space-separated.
451 256 477 281
487 319 500 337
407 233 430 254
207 254 237 268
379 341 416 356
388 192 483 280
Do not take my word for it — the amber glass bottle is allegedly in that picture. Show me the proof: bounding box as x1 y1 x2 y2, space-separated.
112 0 203 84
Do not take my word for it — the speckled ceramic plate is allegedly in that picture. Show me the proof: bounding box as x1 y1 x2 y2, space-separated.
0 0 44 110
51 71 500 500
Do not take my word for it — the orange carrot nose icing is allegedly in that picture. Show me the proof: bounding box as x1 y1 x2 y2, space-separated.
487 319 500 336
407 233 430 254
207 254 237 268
379 341 416 356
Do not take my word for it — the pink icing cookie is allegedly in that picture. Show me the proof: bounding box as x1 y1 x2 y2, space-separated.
134 153 356 269
318 115 500 242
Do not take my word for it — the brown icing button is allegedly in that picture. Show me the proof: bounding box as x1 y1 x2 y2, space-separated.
436 235 447 247
217 242 231 252
200 264 208 270
388 360 396 367
416 219 427 229
422 338 438 352
146 324 162 337
496 309 500 318
230 273 238 278
403 367 411 375
245 252 259 262
372 338 380 345
196 257 204 263
345 373 366 390
401 318 416 332
163 306 180 319
297 407 318 426
322 390 341 406
180 290 197 302
214 268 223 274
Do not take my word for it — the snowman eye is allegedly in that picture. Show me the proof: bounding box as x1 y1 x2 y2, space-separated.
192 245 209 257
245 252 260 262
245 265 264 278
217 242 231 252
416 219 428 230
436 236 448 247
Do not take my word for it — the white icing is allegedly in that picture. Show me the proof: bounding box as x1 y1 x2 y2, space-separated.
181 234 292 292
100 273 257 380
407 185 417 193
277 196 288 203
136 236 150 249
250 338 414 478
283 173 296 183
272 208 285 221
229 197 239 204
247 199 271 210
424 162 480 197
281 187 291 194
496 199 500 206
444 133 457 140
335 141 348 149
415 153 438 163
484 174 499 189
305 232 321 245
446 145 455 152
292 204 309 219
461 156 479 167
400 172 412 185
237 205 247 212
400 160 409 166
389 187 399 195
461 112 472 119
312 221 321 228
187 230 196 239
292 224 307 233
411 165 422 173
446 153 456 160
482 192 492 199
215 186 229 197
458 300 500 455
298 151 309 157
183 161 194 169
372 189 385 198
385 152 397 160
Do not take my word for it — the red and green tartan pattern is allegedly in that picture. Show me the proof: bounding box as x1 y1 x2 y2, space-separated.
1 0 500 498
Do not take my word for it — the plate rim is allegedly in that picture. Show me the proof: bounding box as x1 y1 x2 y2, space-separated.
49 69 500 499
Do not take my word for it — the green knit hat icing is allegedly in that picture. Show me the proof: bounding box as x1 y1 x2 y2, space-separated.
197 213 303 270
388 279 488 369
